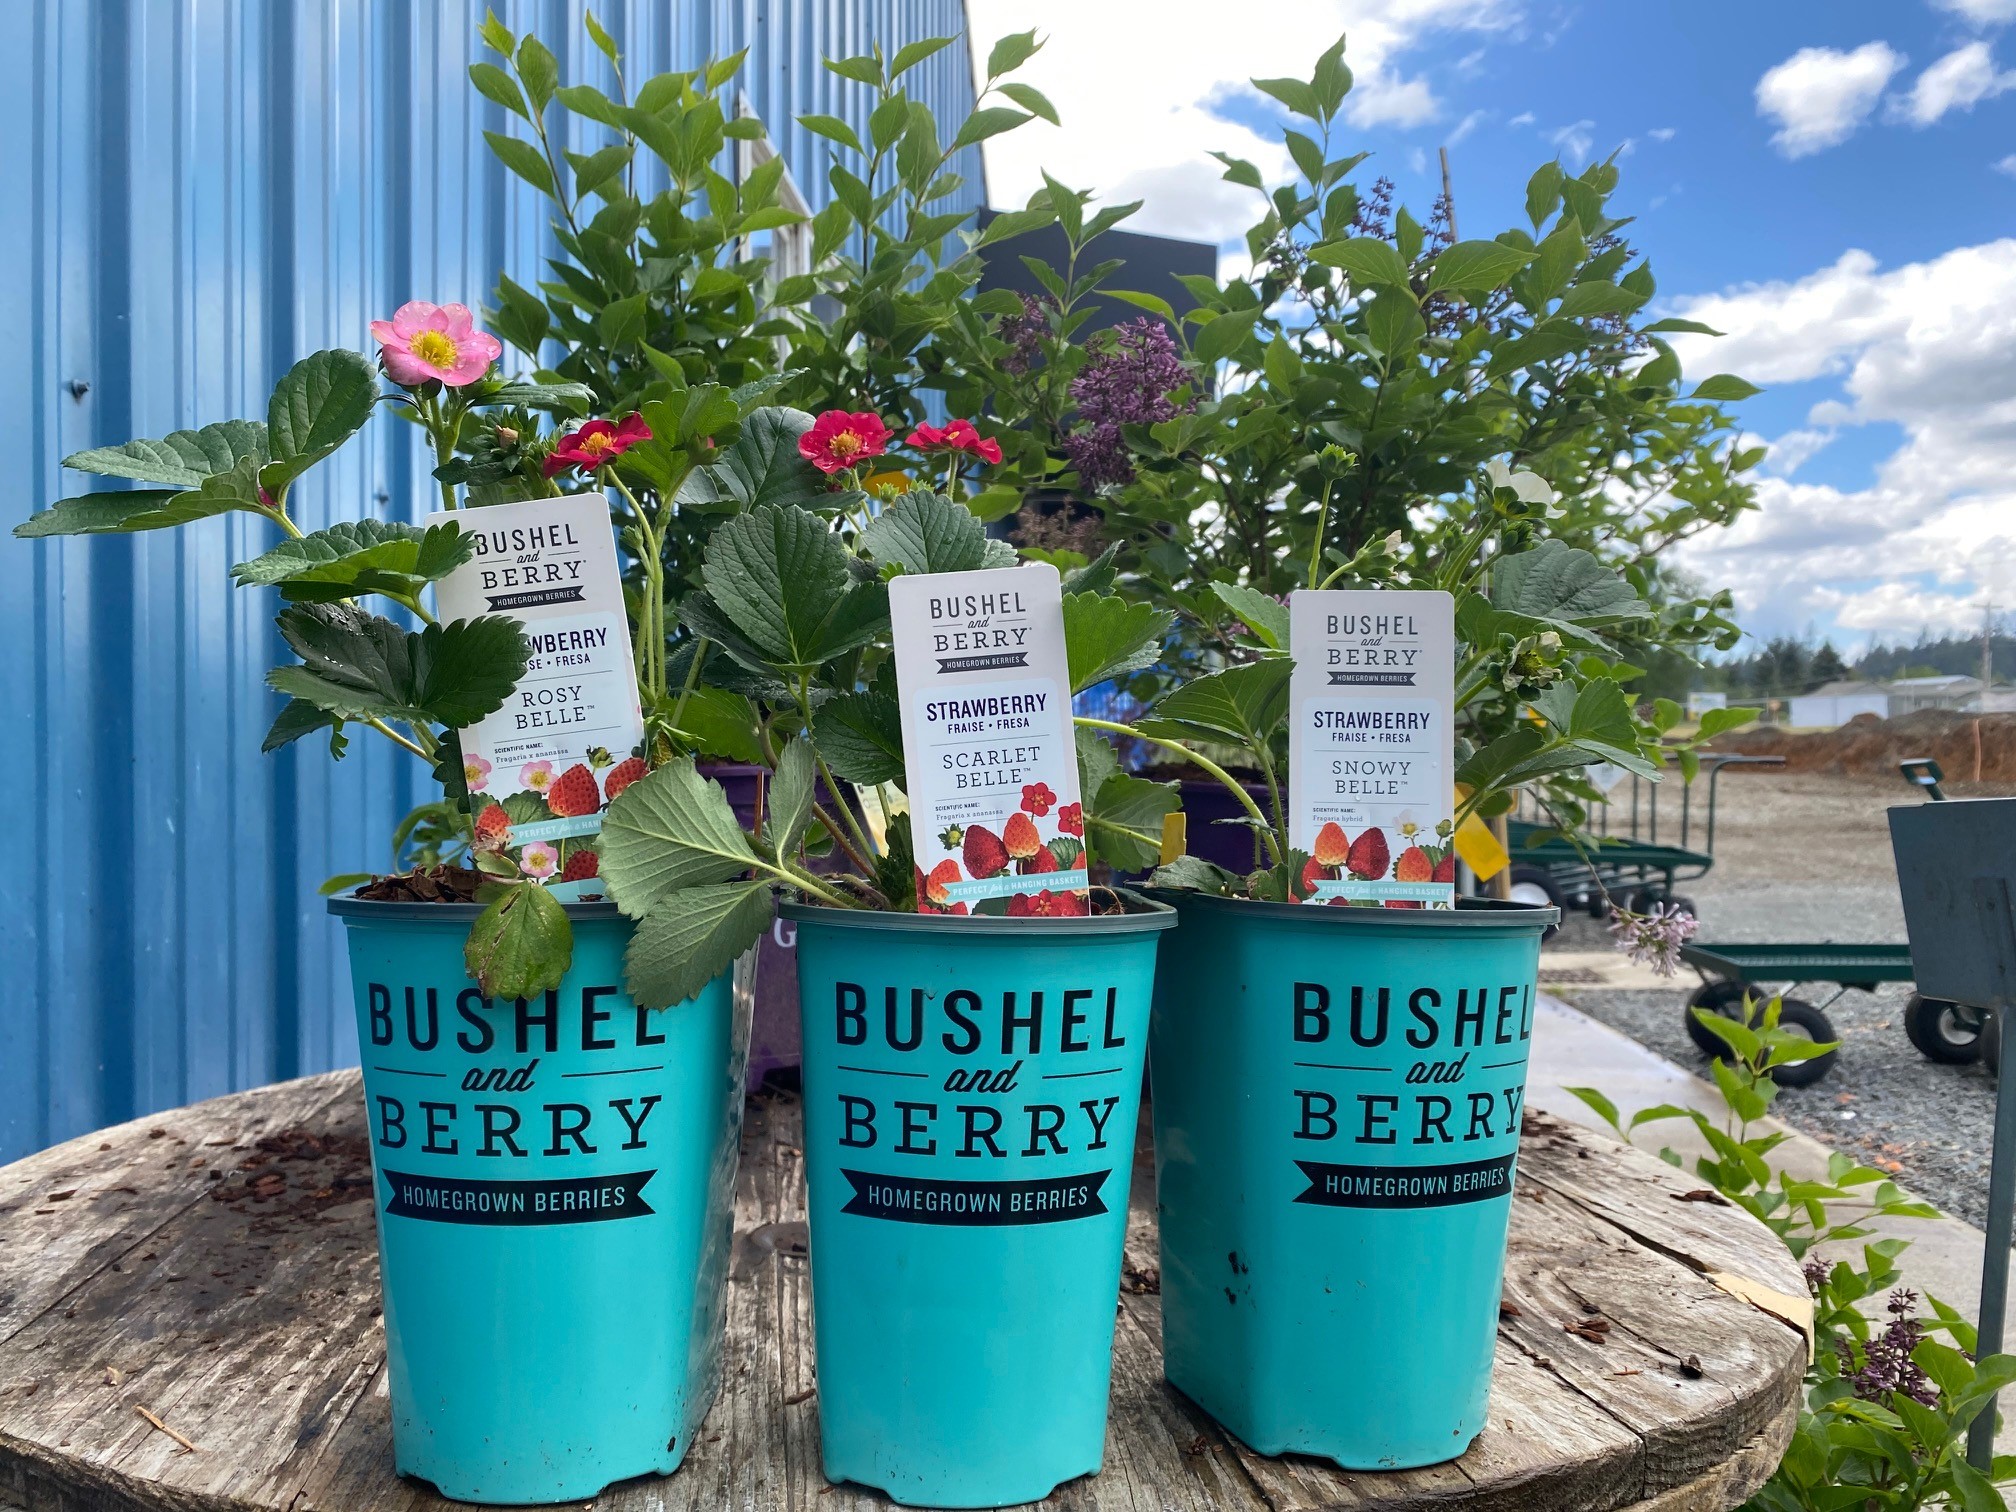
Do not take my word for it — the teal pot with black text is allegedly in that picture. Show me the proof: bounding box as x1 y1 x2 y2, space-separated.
331 897 751 1505
1146 892 1557 1469
782 897 1176 1508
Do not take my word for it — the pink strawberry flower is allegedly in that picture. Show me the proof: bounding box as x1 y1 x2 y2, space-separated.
463 754 493 792
519 759 555 793
369 301 503 388
519 842 559 880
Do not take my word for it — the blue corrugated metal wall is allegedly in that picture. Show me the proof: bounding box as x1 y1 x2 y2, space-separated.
2 0 984 1161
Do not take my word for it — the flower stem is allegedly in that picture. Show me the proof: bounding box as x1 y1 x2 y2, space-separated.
1073 715 1283 867
365 718 431 762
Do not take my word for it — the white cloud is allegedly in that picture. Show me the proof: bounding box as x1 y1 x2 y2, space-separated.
1755 42 1906 157
1446 107 1489 145
1893 42 2016 125
1665 240 2016 639
1996 153 2016 173
1507 109 1536 127
1546 118 1596 166
1759 427 1837 476
1647 126 1676 142
965 0 1525 246
1933 0 2016 26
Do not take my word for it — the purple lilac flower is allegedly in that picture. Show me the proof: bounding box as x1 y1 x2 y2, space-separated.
1848 1290 1940 1407
1607 900 1700 978
998 292 1052 376
1063 318 1192 490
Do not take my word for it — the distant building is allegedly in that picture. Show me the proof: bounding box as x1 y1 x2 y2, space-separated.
1886 675 1984 715
1687 690 1727 718
1787 681 1890 729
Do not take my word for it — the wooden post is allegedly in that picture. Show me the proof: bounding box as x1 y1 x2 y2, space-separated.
1488 813 1511 899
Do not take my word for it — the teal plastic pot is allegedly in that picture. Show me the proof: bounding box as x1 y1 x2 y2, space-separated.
332 897 750 1504
1146 892 1557 1469
783 898 1176 1508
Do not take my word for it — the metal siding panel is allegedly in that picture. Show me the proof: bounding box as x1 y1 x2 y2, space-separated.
2 0 985 1161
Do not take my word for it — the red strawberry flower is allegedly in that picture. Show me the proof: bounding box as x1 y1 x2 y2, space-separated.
1020 782 1056 817
544 413 653 478
1056 802 1083 837
799 409 891 474
907 418 1003 466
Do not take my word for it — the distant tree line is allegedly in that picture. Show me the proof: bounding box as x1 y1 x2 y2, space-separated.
1699 630 2015 700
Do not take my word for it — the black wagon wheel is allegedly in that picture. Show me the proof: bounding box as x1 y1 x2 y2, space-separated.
1684 981 1839 1087
1903 994 1984 1065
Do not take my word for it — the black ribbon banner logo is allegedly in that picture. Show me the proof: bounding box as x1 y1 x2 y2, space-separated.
935 652 1031 673
486 586 588 611
1327 670 1417 685
1293 1154 1515 1210
383 1169 654 1226
840 1168 1108 1226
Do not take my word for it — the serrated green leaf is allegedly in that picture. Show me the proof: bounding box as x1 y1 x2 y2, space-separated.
705 406 825 511
860 490 993 574
768 736 818 857
267 603 526 731
466 882 573 999
812 690 905 784
265 349 378 489
15 489 195 537
623 881 772 1010
63 419 269 487
599 759 760 914
702 504 888 670
261 696 343 755
479 378 596 413
1136 659 1291 752
1209 582 1288 648
1062 592 1172 693
231 520 474 603
1084 772 1180 873
412 615 531 727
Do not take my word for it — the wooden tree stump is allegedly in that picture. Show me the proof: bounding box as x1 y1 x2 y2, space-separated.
0 1071 1807 1511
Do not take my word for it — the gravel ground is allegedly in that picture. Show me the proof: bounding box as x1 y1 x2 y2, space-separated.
1544 770 2016 1228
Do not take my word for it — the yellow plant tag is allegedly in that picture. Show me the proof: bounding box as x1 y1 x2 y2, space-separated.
1159 811 1188 865
1451 786 1508 880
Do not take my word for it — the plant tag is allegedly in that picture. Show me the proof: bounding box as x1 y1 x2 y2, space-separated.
1288 589 1456 907
889 563 1088 915
428 494 644 869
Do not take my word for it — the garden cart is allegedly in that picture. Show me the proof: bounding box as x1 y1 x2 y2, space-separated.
1505 752 1784 920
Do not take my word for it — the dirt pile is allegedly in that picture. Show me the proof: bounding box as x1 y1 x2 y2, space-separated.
1709 708 2016 780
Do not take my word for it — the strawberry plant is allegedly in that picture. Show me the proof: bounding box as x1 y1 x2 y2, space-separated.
1128 454 1757 902
594 407 1176 1008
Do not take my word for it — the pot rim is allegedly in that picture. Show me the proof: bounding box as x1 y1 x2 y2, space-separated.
327 894 624 922
1142 887 1558 931
779 888 1175 936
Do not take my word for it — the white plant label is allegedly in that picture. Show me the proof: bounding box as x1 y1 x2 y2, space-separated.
1288 589 1456 907
889 563 1088 915
429 493 644 852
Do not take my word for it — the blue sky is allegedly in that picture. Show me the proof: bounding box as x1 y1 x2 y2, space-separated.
969 0 2016 656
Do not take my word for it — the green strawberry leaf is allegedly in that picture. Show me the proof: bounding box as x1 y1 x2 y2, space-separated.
701 503 889 671
811 690 905 784
62 419 270 487
702 406 826 511
465 882 575 999
598 759 760 914
262 349 379 492
1063 592 1172 693
1136 659 1291 753
266 603 526 731
622 880 774 1010
860 490 1012 575
767 736 818 858
411 615 531 728
1083 772 1179 873
1208 582 1289 649
231 520 475 603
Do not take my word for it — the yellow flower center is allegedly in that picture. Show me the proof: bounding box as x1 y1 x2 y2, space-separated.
578 432 617 457
828 429 866 459
409 330 459 369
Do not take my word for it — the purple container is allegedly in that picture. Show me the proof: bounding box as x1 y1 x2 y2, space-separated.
1178 778 1277 874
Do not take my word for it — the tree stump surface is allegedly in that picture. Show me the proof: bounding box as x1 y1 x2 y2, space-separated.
0 1071 1807 1512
